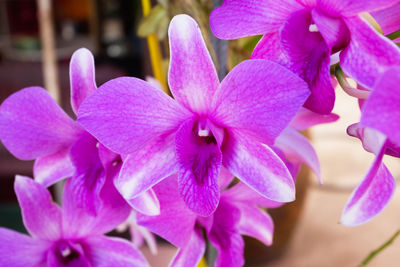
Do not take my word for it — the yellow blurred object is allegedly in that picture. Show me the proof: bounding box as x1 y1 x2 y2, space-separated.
197 258 207 267
141 0 168 93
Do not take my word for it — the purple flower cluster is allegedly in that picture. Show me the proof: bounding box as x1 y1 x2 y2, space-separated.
0 0 399 265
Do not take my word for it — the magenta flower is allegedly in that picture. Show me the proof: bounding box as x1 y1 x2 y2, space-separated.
78 14 310 216
137 174 282 267
210 0 400 114
0 176 148 267
0 48 159 216
341 68 400 225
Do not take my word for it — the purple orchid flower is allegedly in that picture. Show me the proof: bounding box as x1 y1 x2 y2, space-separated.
210 0 400 114
137 173 282 267
0 176 148 267
78 14 310 216
341 68 400 225
0 48 159 216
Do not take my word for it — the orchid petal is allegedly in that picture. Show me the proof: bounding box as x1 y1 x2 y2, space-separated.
137 176 197 247
0 228 50 267
33 148 74 187
237 205 274 246
176 119 221 216
371 2 400 37
168 15 219 114
78 77 190 154
0 87 81 160
212 59 309 144
317 0 400 17
69 132 106 215
209 200 244 267
223 182 284 209
14 175 62 240
62 167 130 238
70 48 97 114
347 123 388 155
117 134 178 200
340 16 400 89
290 108 339 130
84 236 148 267
127 189 160 216
209 0 303 39
361 67 400 146
275 127 321 183
280 10 334 114
341 147 395 226
170 227 206 267
223 130 295 203
311 8 350 50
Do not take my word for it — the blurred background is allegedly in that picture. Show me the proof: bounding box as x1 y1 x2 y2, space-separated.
0 1 399 266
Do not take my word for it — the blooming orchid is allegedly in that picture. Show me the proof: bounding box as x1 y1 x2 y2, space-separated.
137 173 282 267
210 0 400 114
0 176 147 267
78 14 310 216
341 67 400 225
0 48 159 216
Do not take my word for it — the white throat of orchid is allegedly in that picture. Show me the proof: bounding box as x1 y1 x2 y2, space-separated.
309 24 319 32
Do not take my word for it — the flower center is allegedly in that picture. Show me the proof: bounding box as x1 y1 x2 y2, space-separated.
309 23 318 32
55 241 80 264
196 119 217 145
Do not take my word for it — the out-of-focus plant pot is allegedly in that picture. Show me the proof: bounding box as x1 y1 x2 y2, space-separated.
244 165 311 266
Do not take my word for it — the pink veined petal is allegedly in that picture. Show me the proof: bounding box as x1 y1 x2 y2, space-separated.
83 236 148 267
127 189 160 216
341 145 396 226
69 132 106 216
252 32 289 64
361 67 400 146
223 182 284 209
78 77 190 154
33 147 75 187
70 48 97 114
275 127 322 183
212 59 310 145
280 9 334 114
0 87 81 160
371 2 400 37
209 200 244 267
340 16 400 89
14 176 62 240
0 228 51 267
136 176 197 248
170 227 206 267
347 123 388 155
289 108 339 130
62 164 130 238
116 133 178 200
317 0 400 16
218 166 234 190
222 130 296 203
168 15 219 115
311 8 350 51
237 204 274 246
209 0 304 39
176 119 222 216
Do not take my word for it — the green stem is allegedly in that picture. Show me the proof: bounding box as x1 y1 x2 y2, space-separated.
386 30 400 40
359 230 400 266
